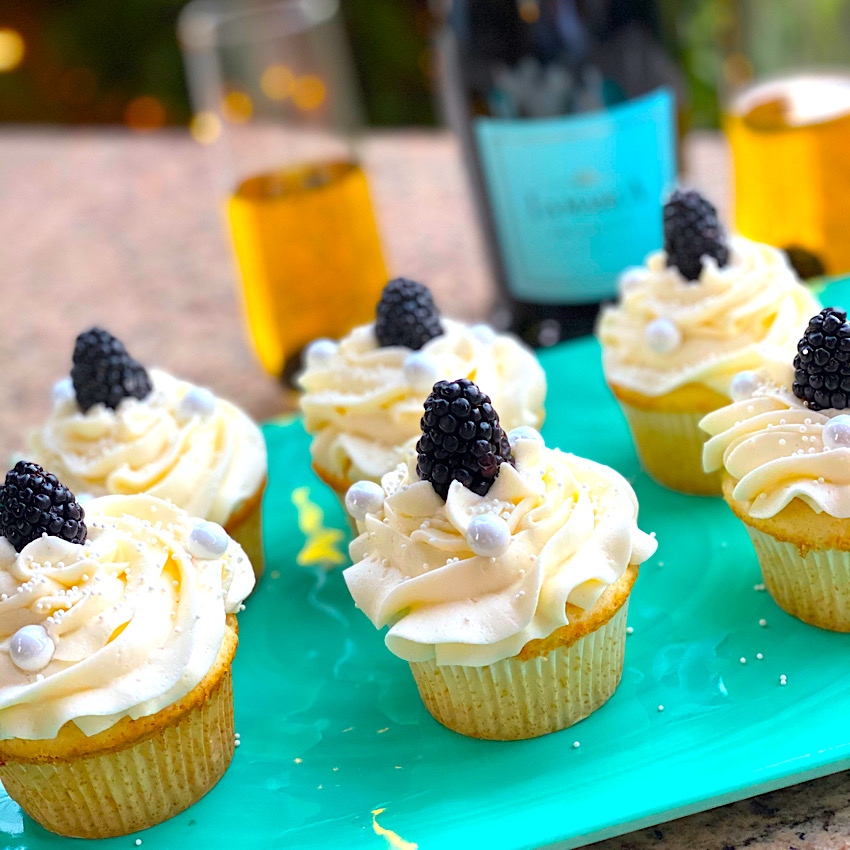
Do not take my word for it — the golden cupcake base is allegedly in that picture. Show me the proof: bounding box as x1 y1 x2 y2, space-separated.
0 618 239 839
723 474 850 631
226 480 266 581
408 564 637 740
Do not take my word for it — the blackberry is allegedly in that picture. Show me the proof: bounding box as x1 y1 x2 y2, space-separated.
664 189 729 282
416 378 513 500
72 327 153 412
793 307 850 411
375 278 443 350
0 461 86 552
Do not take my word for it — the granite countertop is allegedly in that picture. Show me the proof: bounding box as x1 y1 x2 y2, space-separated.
1 126 847 850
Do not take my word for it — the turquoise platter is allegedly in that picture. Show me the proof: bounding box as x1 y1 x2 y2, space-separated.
2 277 850 850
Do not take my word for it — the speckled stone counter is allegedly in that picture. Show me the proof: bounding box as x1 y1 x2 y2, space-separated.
1 126 847 850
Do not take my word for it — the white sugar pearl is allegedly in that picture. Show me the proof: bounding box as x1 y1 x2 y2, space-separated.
466 514 510 558
402 352 440 393
730 370 760 402
469 324 497 344
10 624 54 672
345 481 385 522
188 521 229 559
823 414 850 449
178 386 216 418
618 267 648 295
52 378 75 405
645 318 681 355
304 338 337 368
508 426 545 465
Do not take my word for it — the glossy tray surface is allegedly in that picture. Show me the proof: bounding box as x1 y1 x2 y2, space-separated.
3 278 849 850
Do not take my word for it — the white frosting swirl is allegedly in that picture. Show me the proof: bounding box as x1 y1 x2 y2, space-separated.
344 441 656 667
0 495 254 740
702 360 850 518
30 370 267 526
298 319 546 484
598 237 819 397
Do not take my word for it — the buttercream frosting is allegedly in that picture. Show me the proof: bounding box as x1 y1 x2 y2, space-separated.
344 438 656 667
702 360 850 518
298 319 546 484
0 495 254 740
30 370 267 527
598 237 819 397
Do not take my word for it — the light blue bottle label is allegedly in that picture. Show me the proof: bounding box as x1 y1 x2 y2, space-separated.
474 88 676 303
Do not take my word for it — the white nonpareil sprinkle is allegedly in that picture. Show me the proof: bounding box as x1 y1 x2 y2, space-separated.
572 741 580 749
754 583 766 591
235 739 241 747
135 840 142 847
756 653 763 660
626 626 634 635
740 657 746 664
759 619 767 627
657 705 664 713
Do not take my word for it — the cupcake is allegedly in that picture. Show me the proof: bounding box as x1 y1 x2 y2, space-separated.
598 189 819 495
29 328 267 579
0 461 254 838
299 278 546 504
703 307 850 630
344 379 656 740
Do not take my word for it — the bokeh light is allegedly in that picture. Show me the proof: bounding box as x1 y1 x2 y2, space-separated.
293 75 326 111
124 96 166 131
222 90 253 123
518 1 540 24
0 29 25 72
189 111 222 144
261 65 295 101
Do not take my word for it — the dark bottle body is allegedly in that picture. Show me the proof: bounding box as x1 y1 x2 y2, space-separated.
436 0 681 346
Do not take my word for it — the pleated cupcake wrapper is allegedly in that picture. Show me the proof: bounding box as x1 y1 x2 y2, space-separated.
0 667 235 839
746 527 850 632
226 499 265 581
618 402 721 496
409 601 629 741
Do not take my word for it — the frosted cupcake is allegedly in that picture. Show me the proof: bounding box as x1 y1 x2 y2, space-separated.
29 328 267 579
344 379 656 740
598 189 819 495
0 461 254 838
299 278 546 503
703 307 850 630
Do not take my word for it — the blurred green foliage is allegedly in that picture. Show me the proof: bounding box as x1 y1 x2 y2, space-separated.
0 0 436 126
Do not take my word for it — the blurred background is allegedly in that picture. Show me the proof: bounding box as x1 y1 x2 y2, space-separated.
1 0 848 443
0 0 734 130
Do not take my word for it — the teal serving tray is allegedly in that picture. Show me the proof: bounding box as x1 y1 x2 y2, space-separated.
3 278 850 850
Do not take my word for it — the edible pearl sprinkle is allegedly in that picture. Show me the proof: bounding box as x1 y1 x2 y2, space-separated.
466 514 511 558
10 624 54 672
402 352 440 392
618 266 648 294
823 414 850 449
508 426 544 465
730 370 759 402
345 481 384 522
304 338 337 367
645 318 682 355
469 324 497 344
52 377 75 404
187 521 229 559
572 741 580 749
178 386 216 418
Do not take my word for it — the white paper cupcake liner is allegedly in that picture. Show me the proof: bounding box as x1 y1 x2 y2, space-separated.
746 526 850 631
0 666 235 838
618 402 720 495
409 601 629 740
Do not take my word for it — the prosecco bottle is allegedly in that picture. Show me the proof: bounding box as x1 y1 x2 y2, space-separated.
436 0 681 345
